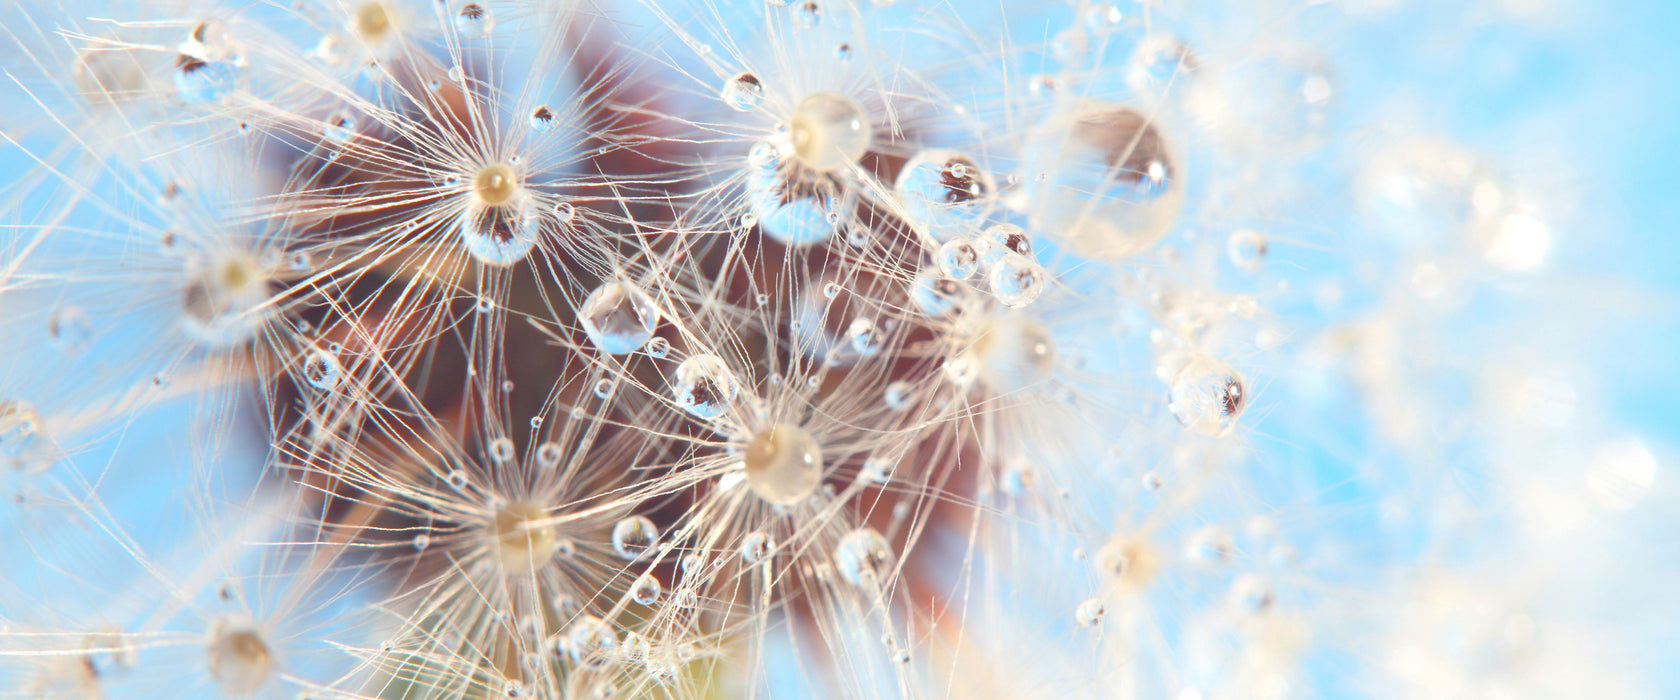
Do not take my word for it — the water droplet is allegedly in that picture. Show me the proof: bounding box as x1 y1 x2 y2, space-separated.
743 425 823 505
1229 574 1274 615
895 150 994 240
536 442 562 469
745 168 837 246
861 457 893 484
740 531 773 563
412 532 431 551
989 253 1046 308
206 619 275 695
47 306 92 352
672 354 738 420
1024 104 1183 259
822 281 842 298
937 240 980 279
909 270 962 317
174 54 240 105
1126 35 1198 103
980 224 1033 266
564 616 617 669
630 575 662 605
459 164 539 266
835 528 893 588
1184 526 1234 565
455 4 493 38
612 516 659 560
1167 356 1245 437
1227 230 1268 271
488 437 515 462
529 105 555 132
794 1 821 29
448 65 465 82
446 469 469 491
303 349 342 390
722 72 764 112
834 42 853 63
882 380 912 411
789 92 870 172
592 378 615 400
1075 598 1105 627
580 281 661 355
847 317 883 356
324 111 356 143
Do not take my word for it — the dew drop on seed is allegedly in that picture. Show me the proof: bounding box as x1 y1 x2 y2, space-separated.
1227 229 1268 271
612 516 659 560
861 457 893 484
747 141 779 169
909 271 962 318
564 616 617 669
630 575 662 605
980 224 1033 267
455 4 493 38
882 380 912 411
592 378 614 400
721 72 764 112
529 105 555 132
1075 598 1105 627
1024 104 1183 259
446 470 469 491
476 296 496 313
834 527 893 588
1185 525 1234 565
794 1 821 29
822 281 842 299
740 531 773 563
937 240 980 279
672 354 738 420
174 54 240 105
1229 573 1275 615
536 442 562 469
847 317 883 356
645 337 671 358
789 92 870 172
835 42 852 63
1126 35 1198 103
47 306 93 352
412 533 430 551
580 281 661 355
303 349 342 390
324 111 356 143
206 619 274 696
448 65 465 82
743 425 823 505
488 437 515 463
989 253 1046 308
1167 356 1245 437
553 201 575 223
895 150 994 240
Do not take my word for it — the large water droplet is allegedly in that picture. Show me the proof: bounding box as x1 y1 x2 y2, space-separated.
303 349 342 390
789 92 870 173
672 354 739 419
834 527 893 588
722 72 764 112
746 168 839 246
580 281 661 355
564 616 617 669
989 253 1046 309
895 150 993 241
611 516 659 561
174 54 240 105
1167 356 1245 437
1024 103 1183 259
743 425 823 505
455 3 493 38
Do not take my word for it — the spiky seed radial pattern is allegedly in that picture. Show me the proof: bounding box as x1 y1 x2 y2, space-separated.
0 0 1675 699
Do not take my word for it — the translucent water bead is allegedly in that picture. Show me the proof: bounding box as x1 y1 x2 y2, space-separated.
721 72 764 112
459 163 540 266
746 168 839 246
206 618 274 695
579 281 661 355
454 3 493 38
788 92 870 173
743 425 823 505
895 149 994 240
564 616 617 669
671 354 739 419
174 54 241 105
180 254 275 347
1167 356 1246 437
971 313 1055 394
989 253 1046 309
1023 103 1184 260
611 516 659 560
834 527 893 588
489 502 558 572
